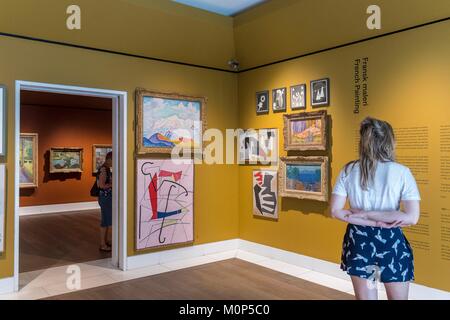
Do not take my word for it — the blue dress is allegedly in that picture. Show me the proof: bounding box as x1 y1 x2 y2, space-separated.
97 166 112 228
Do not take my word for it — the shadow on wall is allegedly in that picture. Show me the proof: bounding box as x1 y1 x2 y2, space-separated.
43 150 82 183
281 197 330 217
20 188 35 197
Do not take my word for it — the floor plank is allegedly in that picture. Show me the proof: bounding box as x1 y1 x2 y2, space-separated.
48 259 354 300
20 210 111 273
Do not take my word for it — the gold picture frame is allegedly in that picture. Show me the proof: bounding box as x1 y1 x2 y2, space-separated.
92 144 112 174
19 133 39 188
49 147 84 173
283 110 328 151
136 88 207 155
279 156 329 202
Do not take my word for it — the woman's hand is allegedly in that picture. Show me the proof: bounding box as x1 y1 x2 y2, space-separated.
346 201 420 227
344 208 368 220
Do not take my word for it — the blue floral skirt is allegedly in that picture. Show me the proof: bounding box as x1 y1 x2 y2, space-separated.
341 224 414 283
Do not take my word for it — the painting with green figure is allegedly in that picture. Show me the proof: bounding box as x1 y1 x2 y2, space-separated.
50 148 83 173
19 134 38 187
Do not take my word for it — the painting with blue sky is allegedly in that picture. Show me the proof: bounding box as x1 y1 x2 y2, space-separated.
142 97 201 150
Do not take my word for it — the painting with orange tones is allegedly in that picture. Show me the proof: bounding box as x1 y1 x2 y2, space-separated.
283 110 328 151
290 119 322 145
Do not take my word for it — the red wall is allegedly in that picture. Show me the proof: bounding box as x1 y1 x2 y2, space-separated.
20 104 112 207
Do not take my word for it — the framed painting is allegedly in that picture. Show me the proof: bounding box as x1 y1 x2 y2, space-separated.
311 78 330 107
272 87 287 112
239 128 278 164
290 84 306 110
0 85 6 156
136 158 194 250
92 144 112 173
19 133 38 188
50 147 84 173
283 110 328 151
0 164 5 252
256 90 269 115
136 89 207 155
279 156 329 202
253 169 278 220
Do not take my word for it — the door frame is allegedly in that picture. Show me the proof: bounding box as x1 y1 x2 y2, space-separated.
14 80 128 291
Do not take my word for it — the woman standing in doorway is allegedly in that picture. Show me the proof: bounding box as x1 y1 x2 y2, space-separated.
97 151 113 252
330 117 421 300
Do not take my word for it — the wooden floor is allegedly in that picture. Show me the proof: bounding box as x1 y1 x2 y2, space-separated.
48 259 353 300
20 210 111 273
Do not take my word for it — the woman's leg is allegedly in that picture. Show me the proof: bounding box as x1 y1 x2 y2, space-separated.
100 226 108 248
98 195 110 250
105 226 111 246
384 281 410 300
351 276 378 300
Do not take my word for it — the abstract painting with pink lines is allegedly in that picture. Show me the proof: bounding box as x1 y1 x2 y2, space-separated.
136 159 194 250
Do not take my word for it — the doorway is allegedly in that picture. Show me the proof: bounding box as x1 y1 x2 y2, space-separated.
14 81 128 291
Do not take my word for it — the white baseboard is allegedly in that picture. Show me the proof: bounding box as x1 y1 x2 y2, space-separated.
0 277 14 295
19 201 100 216
1 236 448 298
238 239 349 281
127 238 450 299
127 239 240 270
237 239 450 300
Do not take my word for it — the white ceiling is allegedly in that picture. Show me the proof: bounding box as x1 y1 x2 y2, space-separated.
172 0 266 16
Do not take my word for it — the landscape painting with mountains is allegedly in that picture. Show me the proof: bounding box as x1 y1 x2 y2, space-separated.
142 96 201 150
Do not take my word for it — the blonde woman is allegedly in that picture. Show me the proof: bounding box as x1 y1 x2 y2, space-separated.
331 117 420 300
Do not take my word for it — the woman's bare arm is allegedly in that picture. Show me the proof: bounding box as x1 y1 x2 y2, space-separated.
330 194 378 227
349 200 420 227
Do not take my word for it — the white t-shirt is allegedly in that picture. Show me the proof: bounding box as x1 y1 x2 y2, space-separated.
332 161 421 211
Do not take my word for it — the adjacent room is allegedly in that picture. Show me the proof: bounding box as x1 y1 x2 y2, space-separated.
19 90 113 273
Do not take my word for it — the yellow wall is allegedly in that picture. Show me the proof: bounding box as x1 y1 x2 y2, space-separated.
0 0 235 69
237 20 450 291
1 0 449 293
0 35 239 278
234 0 450 69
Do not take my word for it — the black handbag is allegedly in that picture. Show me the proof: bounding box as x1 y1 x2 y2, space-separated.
91 166 111 197
90 179 100 197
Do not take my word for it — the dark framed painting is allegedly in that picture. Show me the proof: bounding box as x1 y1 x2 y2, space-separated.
256 90 269 115
279 156 329 202
290 84 306 110
50 147 83 173
272 87 287 112
311 78 330 107
136 88 207 155
283 110 328 151
253 169 278 220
